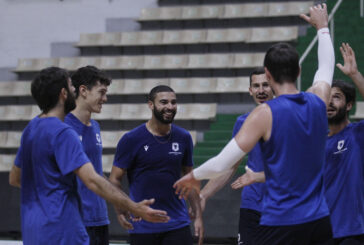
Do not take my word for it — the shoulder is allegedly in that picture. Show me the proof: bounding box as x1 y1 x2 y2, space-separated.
91 119 100 129
172 124 189 135
119 124 146 143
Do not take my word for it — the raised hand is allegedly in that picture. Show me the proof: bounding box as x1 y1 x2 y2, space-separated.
133 198 170 223
173 172 201 200
336 43 358 77
300 3 328 30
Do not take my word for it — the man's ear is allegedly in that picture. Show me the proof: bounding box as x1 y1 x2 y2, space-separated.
346 101 353 112
79 85 88 97
264 67 272 82
60 87 68 101
148 100 154 110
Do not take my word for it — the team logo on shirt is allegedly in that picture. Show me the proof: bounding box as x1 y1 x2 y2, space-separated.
79 135 83 142
96 133 102 146
169 142 182 155
334 139 347 154
144 145 149 151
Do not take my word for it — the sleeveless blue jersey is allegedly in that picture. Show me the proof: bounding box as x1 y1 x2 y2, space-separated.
113 124 193 233
232 113 265 212
15 117 90 244
65 113 110 227
260 92 329 226
324 121 364 238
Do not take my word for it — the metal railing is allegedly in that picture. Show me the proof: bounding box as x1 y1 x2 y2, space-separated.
297 0 344 90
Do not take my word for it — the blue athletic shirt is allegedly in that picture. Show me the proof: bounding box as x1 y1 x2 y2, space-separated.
324 120 364 238
259 92 329 226
65 113 110 227
113 124 193 233
232 113 265 212
15 116 90 245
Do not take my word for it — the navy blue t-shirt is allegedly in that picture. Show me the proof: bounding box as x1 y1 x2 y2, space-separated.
113 124 193 233
324 121 364 238
65 113 109 227
260 92 329 226
15 116 90 244
232 113 265 212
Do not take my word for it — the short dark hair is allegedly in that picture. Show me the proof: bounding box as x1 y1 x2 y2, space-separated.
31 67 70 113
249 67 265 86
264 43 300 84
148 85 175 102
332 79 356 105
71 66 111 98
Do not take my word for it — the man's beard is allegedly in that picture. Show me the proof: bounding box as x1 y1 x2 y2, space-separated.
328 105 347 125
64 92 76 114
153 107 176 124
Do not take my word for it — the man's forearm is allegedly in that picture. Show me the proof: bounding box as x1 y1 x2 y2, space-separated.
350 71 364 98
88 174 138 214
200 162 239 200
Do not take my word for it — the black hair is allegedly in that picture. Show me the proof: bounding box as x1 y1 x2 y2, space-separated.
332 79 356 105
71 66 111 98
264 42 300 84
148 85 175 102
249 67 265 86
31 67 70 113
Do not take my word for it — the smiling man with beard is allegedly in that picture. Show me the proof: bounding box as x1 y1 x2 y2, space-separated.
9 67 170 245
324 43 364 244
109 85 203 245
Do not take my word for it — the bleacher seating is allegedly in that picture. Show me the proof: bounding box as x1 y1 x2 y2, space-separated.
350 102 364 120
138 1 313 21
76 26 298 47
15 53 265 72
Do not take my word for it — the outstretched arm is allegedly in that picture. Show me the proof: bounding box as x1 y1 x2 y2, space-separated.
302 4 335 106
75 163 170 223
198 162 240 212
337 43 364 97
174 104 271 199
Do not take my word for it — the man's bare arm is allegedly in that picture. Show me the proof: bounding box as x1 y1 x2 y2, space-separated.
9 165 21 188
199 161 240 211
75 163 169 223
174 104 271 199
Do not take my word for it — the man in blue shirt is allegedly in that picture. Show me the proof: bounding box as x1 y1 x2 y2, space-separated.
9 67 169 245
65 66 111 245
197 67 273 245
324 43 364 244
109 85 203 245
175 4 335 244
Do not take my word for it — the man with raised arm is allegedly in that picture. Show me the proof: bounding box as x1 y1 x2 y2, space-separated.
324 43 364 244
9 67 169 245
174 4 335 244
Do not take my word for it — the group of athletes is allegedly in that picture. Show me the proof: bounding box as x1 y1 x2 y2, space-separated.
7 3 364 245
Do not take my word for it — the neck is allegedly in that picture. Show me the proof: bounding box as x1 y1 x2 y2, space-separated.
272 82 299 97
71 102 92 126
40 104 66 121
146 118 171 136
328 118 350 136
